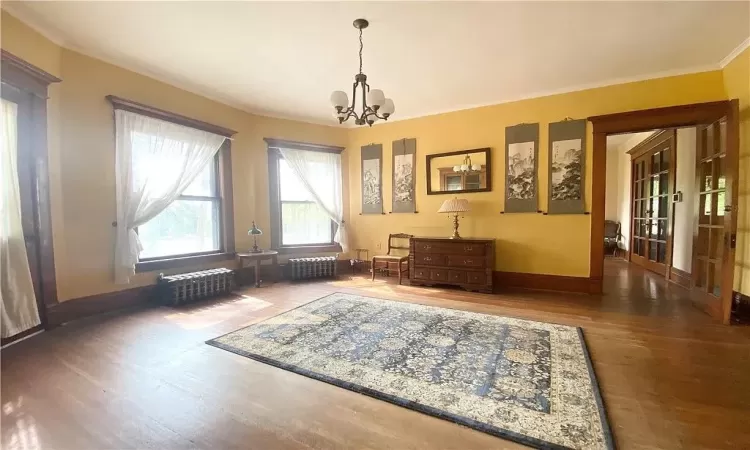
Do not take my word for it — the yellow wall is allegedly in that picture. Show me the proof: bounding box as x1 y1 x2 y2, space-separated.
722 46 750 295
2 11 347 301
346 72 727 277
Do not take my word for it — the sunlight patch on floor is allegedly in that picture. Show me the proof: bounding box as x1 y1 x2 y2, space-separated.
3 397 40 450
163 295 273 329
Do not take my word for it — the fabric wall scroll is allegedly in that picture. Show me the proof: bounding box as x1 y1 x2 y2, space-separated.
548 119 586 214
391 138 417 213
361 144 383 214
504 123 539 213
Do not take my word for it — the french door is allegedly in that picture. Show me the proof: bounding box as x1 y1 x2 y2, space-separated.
691 111 739 323
629 131 675 277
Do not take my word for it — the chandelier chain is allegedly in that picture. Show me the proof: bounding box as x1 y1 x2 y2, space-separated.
359 28 365 74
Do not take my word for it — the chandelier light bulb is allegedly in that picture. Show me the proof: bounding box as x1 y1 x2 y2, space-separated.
330 91 348 109
367 89 385 108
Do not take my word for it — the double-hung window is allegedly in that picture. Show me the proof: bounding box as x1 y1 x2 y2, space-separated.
267 138 345 253
137 147 222 260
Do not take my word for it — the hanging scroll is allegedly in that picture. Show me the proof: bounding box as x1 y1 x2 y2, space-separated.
548 119 586 214
504 123 539 213
392 138 417 213
361 144 383 214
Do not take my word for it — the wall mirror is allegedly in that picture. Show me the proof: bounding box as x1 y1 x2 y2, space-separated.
426 148 491 194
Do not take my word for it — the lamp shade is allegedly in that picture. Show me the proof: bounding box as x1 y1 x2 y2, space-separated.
330 91 348 109
248 221 263 235
367 89 385 108
380 98 395 116
438 198 470 213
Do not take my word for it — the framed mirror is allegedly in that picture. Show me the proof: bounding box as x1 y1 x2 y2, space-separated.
426 148 491 195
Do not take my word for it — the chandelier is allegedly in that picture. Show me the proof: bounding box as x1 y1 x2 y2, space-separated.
330 19 395 126
453 155 482 173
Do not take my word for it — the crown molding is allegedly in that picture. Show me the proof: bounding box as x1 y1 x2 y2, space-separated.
720 37 750 68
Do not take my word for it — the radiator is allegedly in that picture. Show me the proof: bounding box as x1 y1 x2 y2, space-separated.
289 256 338 281
157 268 234 306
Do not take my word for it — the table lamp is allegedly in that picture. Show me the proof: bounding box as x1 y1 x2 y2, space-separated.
248 221 263 253
438 198 470 239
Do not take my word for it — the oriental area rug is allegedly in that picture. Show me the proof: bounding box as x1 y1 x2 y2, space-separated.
207 293 613 450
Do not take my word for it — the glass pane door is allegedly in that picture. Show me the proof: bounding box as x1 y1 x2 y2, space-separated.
630 159 649 258
694 121 726 298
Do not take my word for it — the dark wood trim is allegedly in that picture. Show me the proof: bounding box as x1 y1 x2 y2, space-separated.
426 148 492 195
264 137 344 154
588 100 734 299
106 95 237 137
588 101 730 135
219 140 235 254
493 271 591 294
1 50 60 98
46 286 156 327
1 52 59 320
626 129 670 158
1 324 44 347
135 252 235 273
668 267 691 289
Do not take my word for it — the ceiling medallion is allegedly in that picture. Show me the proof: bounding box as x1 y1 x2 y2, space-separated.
330 18 394 126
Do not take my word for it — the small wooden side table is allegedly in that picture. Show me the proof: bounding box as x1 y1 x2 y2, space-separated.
237 251 279 288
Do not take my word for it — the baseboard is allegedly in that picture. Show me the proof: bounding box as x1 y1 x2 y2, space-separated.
1 324 45 347
493 271 591 294
47 285 156 327
668 267 691 289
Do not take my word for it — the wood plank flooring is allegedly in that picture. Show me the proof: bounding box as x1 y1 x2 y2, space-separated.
2 259 749 449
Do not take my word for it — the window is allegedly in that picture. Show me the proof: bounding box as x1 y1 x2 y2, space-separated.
138 150 221 259
266 138 344 253
107 95 236 273
278 158 334 246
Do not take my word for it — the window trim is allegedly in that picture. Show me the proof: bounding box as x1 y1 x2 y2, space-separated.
106 96 237 272
266 140 343 254
1 51 61 334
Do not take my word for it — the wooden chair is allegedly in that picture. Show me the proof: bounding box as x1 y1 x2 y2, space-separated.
604 220 621 257
371 233 413 285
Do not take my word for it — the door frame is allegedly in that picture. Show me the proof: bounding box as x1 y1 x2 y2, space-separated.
588 100 739 323
1 50 61 341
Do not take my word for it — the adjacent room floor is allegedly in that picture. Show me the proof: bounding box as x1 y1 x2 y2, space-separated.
2 259 749 449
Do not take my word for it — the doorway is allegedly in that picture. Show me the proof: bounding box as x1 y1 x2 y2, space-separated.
590 101 740 324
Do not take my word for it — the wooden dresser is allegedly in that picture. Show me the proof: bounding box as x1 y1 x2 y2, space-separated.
409 237 495 293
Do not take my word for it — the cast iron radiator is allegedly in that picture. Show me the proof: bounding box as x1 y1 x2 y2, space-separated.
289 256 338 281
157 268 234 306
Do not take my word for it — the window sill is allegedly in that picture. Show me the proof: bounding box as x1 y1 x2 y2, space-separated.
275 244 342 255
135 252 235 273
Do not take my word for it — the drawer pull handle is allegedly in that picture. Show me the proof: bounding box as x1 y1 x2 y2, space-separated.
465 259 473 264
425 245 432 250
424 256 432 262
465 246 474 251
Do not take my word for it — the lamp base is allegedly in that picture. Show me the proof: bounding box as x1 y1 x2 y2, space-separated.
250 246 262 253
449 213 462 239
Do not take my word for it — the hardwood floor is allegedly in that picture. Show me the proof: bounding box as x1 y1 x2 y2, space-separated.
2 259 749 449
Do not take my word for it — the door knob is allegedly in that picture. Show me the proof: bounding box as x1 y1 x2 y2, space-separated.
724 205 733 213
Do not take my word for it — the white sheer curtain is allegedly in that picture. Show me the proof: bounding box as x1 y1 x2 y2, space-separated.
278 148 347 251
114 110 226 284
1 99 41 338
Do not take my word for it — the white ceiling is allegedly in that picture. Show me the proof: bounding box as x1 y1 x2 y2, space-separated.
5 1 749 126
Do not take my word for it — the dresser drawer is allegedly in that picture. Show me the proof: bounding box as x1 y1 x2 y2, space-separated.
430 269 448 282
414 241 485 256
448 270 466 283
413 267 430 280
414 254 445 266
447 254 485 268
466 271 489 285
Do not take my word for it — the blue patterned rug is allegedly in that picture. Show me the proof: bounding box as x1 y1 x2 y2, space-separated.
207 293 613 449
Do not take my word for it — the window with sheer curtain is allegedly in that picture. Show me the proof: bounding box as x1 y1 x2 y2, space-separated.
134 132 222 260
278 157 335 245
